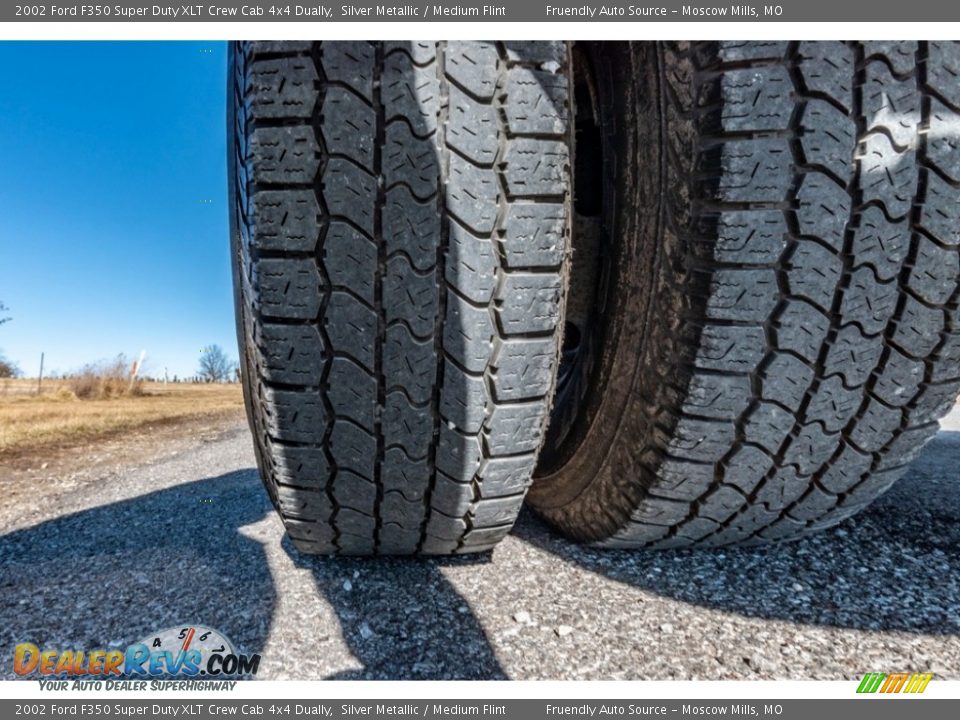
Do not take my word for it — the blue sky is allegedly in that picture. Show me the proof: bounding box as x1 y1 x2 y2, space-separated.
0 41 234 379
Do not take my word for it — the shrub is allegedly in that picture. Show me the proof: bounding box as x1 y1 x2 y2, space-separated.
67 355 144 400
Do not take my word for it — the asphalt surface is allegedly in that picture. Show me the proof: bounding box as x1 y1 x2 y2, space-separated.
1 410 958 681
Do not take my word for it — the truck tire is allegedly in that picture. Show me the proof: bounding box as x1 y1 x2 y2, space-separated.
529 41 960 548
229 41 572 555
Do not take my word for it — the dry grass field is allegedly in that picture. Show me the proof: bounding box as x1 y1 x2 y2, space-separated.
0 378 244 456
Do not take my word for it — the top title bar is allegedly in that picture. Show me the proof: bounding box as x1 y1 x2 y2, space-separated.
6 1 960 22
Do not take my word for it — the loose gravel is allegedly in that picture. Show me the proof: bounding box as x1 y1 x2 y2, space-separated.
1 410 957 680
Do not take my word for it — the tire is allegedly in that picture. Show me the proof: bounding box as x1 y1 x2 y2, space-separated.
229 41 572 555
529 41 960 548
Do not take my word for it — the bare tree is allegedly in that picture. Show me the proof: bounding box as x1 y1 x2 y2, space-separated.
197 344 237 383
0 301 9 326
0 356 20 378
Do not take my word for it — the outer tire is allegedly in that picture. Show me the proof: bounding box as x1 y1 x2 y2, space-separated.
229 41 572 555
529 41 960 548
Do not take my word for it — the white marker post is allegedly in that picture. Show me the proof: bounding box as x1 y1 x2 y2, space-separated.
129 349 146 390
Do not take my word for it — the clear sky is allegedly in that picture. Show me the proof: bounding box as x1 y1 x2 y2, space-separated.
0 41 234 379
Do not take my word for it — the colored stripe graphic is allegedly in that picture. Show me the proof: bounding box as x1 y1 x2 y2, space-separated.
857 672 932 694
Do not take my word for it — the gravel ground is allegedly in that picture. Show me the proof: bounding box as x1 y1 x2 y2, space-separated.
1 409 958 681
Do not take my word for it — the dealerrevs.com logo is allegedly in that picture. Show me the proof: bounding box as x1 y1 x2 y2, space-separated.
14 625 260 678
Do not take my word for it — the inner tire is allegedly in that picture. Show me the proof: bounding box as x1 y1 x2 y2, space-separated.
229 41 572 555
529 41 960 548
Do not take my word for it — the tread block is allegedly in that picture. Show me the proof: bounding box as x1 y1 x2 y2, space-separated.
384 324 436 405
493 338 557 401
718 66 793 132
502 139 569 197
502 41 567 66
799 99 856 180
446 85 498 165
270 445 331 488
322 158 376 235
444 293 495 373
430 474 472 518
851 206 910 281
251 190 320 252
262 387 325 443
440 362 488 434
795 173 850 251
501 204 566 268
920 172 960 247
446 219 498 304
383 121 439 200
497 273 563 334
761 354 815 411
320 86 375 169
384 255 438 339
712 138 791 203
892 295 945 358
383 391 433 460
445 41 498 99
908 235 959 305
323 221 376 304
255 258 322 320
681 372 752 419
927 98 960 182
695 324 767 372
382 50 440 133
717 41 788 63
255 324 324 385
320 42 375 101
446 155 498 234
384 41 436 66
723 445 774 495
774 300 830 363
383 448 429 500
324 291 376 371
332 470 376 515
327 357 376 431
503 68 569 136
382 185 440 271
785 241 843 310
743 401 794 453
472 495 525 527
782 422 836 476
652 459 715 501
823 326 883 387
666 417 736 463
839 267 899 336
710 210 787 265
436 425 483 483
249 126 320 185
804 375 861 433
481 456 536 497
705 269 779 322
872 346 925 407
797 42 855 111
486 403 545 455
330 421 376 478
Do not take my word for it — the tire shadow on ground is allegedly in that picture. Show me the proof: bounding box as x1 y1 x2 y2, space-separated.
282 537 507 680
0 470 276 679
512 431 960 636
0 467 507 681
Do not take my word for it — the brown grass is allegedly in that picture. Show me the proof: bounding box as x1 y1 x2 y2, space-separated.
67 356 145 400
0 379 244 456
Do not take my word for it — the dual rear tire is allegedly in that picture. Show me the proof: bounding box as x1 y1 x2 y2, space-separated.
231 41 960 554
